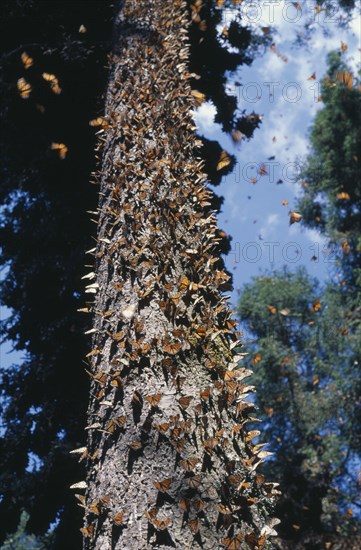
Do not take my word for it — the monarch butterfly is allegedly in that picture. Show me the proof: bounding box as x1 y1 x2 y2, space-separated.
179 497 191 512
200 387 211 401
42 72 61 94
17 78 31 99
217 150 231 171
113 512 124 526
51 143 68 159
227 474 242 487
178 396 193 410
21 52 33 69
88 503 100 515
153 478 171 492
154 422 170 434
179 275 190 290
153 517 172 530
245 532 267 548
145 507 157 520
245 430 261 442
185 474 202 489
113 416 126 427
163 340 182 355
336 70 353 89
289 211 302 225
224 380 238 394
188 518 200 533
308 72 316 81
191 499 205 512
311 299 321 312
337 192 350 200
128 441 142 451
89 117 108 128
80 524 94 538
267 305 277 315
191 89 205 106
203 437 218 453
221 533 244 550
199 20 207 31
145 393 161 407
180 457 198 472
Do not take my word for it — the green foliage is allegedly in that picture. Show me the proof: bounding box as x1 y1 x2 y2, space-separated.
297 50 361 452
297 51 361 287
238 268 360 542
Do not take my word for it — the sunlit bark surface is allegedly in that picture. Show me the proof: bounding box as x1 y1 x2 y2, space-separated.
81 1 276 548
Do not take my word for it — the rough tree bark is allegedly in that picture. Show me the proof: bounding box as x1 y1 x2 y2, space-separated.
78 1 277 548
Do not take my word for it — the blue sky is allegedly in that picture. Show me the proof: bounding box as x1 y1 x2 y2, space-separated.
1 1 360 369
194 0 360 307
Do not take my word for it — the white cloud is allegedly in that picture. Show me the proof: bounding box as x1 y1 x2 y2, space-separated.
193 102 218 135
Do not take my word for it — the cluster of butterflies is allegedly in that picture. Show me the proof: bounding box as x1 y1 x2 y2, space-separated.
16 51 69 159
15 27 101 162
17 53 62 97
76 1 280 547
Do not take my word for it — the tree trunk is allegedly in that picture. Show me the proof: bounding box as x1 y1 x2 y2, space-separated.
80 0 276 548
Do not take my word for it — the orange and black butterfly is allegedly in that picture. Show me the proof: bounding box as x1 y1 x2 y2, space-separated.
51 142 68 160
153 478 171 493
216 504 233 515
145 507 158 521
113 512 124 526
180 457 198 472
81 524 94 538
145 393 162 407
42 72 61 94
172 438 185 453
17 78 31 99
217 150 231 171
179 497 191 512
245 430 261 442
153 517 172 531
178 396 193 410
188 518 200 533
245 532 266 549
224 380 238 394
191 499 205 512
203 437 218 453
128 441 143 451
227 474 242 488
191 89 206 106
311 299 321 312
89 117 108 128
221 533 244 550
21 52 33 69
154 422 170 434
200 387 211 401
185 474 202 489
336 70 353 89
163 340 182 355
